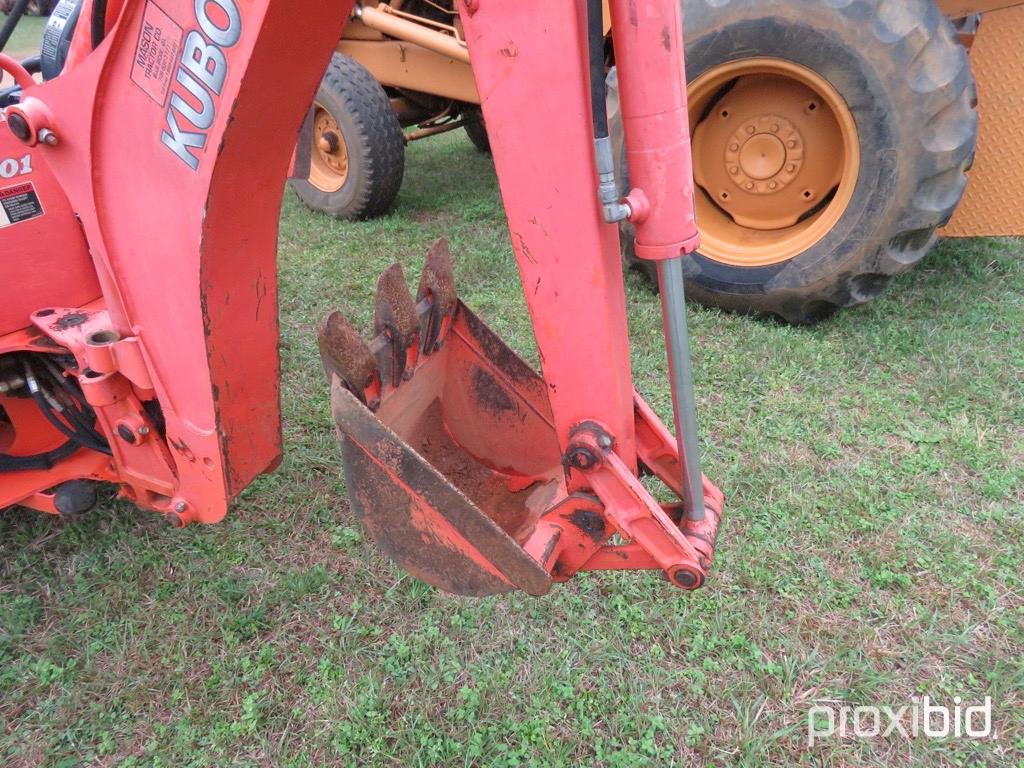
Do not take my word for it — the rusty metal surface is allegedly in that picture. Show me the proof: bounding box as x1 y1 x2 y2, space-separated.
374 264 419 343
943 6 1024 237
318 311 379 403
417 239 457 353
333 385 552 596
323 255 562 596
374 264 420 386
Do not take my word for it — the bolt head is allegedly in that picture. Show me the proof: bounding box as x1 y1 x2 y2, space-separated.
567 446 597 471
173 501 188 514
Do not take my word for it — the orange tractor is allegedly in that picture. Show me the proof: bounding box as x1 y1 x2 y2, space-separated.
1 0 724 594
297 0 1024 322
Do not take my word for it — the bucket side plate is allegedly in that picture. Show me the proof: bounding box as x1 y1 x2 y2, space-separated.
333 385 553 597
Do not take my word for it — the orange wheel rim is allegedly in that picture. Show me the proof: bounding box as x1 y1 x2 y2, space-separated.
309 103 350 193
689 58 860 268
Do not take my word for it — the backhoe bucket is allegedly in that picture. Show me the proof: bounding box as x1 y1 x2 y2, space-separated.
320 241 565 596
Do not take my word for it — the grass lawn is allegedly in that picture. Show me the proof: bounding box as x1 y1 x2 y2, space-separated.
1 14 47 60
1 132 1022 766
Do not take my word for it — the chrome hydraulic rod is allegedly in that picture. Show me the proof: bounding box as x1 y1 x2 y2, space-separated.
656 257 705 521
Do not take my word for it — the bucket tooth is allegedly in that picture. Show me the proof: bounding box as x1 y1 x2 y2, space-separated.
374 264 420 387
417 238 457 353
318 311 380 408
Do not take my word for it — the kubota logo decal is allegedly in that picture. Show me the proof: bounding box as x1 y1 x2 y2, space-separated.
160 0 242 170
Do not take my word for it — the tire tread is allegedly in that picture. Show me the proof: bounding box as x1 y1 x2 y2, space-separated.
292 53 405 220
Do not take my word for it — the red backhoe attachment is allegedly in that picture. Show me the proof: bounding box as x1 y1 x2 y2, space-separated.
319 0 725 595
1 0 725 595
322 241 724 596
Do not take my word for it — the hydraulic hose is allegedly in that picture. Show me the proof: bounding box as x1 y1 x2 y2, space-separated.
91 0 108 49
23 359 112 456
587 0 607 141
588 0 629 223
0 440 79 472
20 54 41 74
39 356 108 447
0 356 110 472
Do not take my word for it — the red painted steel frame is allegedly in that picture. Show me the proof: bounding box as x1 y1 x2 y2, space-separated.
2 0 725 589
452 0 722 589
608 0 700 260
1 0 354 520
462 0 638 465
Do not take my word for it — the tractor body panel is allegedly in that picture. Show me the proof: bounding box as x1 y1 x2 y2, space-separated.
1 0 355 520
0 129 97 338
942 4 1024 237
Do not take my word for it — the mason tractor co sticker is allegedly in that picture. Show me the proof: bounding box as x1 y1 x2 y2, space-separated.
130 1 184 105
0 182 44 229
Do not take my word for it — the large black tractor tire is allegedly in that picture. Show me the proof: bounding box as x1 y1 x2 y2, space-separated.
463 108 491 154
290 53 405 221
614 0 978 323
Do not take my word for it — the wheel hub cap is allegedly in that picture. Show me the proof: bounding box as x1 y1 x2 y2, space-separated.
726 115 805 194
739 133 786 180
309 103 350 193
688 61 859 265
